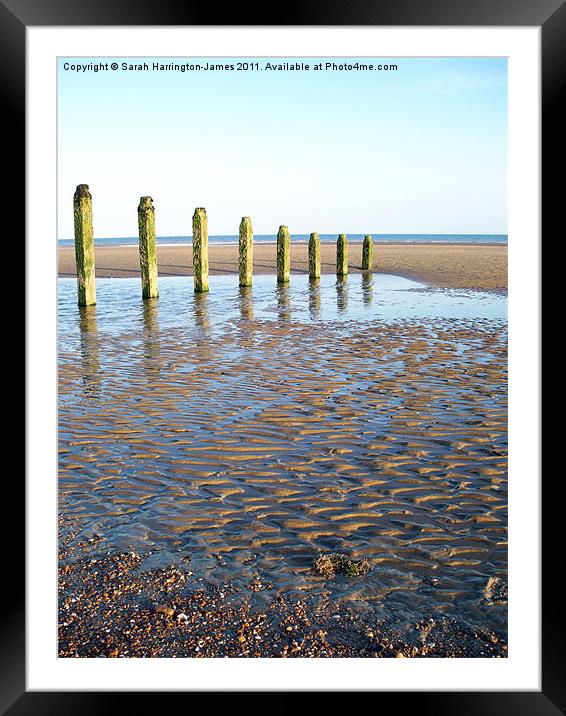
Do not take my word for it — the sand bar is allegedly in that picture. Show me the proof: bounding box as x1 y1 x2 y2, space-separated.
59 242 507 290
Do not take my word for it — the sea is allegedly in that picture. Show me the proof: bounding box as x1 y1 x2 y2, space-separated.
58 233 507 248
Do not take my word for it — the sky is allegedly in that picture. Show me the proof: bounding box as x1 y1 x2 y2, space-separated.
57 57 507 238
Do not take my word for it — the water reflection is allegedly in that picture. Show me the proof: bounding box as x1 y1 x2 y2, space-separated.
237 286 254 321
59 273 508 337
141 298 161 376
193 291 211 332
361 273 373 306
78 305 99 396
276 283 291 321
308 278 321 319
336 275 348 312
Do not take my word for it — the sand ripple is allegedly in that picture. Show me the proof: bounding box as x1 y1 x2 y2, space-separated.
58 278 507 634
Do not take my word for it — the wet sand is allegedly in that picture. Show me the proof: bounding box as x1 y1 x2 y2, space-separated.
58 274 508 657
58 242 507 290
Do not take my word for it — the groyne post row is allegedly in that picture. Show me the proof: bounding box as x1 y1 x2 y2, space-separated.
192 207 209 293
277 225 291 283
362 235 373 271
239 216 253 287
138 197 159 299
308 232 321 279
337 234 348 276
72 186 376 304
73 185 97 306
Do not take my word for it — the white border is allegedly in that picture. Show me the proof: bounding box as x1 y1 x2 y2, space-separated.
27 27 540 691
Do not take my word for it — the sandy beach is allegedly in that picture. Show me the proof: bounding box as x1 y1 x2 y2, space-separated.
58 242 507 291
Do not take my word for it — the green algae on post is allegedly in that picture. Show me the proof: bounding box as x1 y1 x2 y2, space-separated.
238 216 253 287
362 234 373 271
277 225 290 283
308 232 321 279
73 184 96 306
336 233 348 276
137 196 159 299
192 207 209 293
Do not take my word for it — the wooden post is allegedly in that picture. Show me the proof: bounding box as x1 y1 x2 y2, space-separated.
192 207 209 292
138 197 159 299
239 216 253 287
337 234 348 276
308 232 321 279
277 225 290 283
362 235 373 271
73 184 96 306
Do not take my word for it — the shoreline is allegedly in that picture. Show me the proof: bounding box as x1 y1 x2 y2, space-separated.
59 242 508 290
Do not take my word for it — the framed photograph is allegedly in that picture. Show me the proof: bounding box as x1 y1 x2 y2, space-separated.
11 0 557 707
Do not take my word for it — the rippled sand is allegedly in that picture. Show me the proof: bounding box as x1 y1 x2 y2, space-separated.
58 275 507 640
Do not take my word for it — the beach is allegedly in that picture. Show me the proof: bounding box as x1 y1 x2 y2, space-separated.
58 242 508 291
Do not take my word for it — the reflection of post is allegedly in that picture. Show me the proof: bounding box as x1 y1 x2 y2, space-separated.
276 283 291 321
277 225 291 283
239 217 253 287
308 232 321 279
141 298 161 375
192 207 209 293
308 278 321 319
238 286 254 321
78 305 100 395
138 196 159 299
337 234 348 276
193 291 210 331
73 184 96 306
361 273 373 306
362 235 373 271
336 275 348 312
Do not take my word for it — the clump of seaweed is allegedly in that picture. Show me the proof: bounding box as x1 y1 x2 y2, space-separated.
482 576 508 605
313 553 370 578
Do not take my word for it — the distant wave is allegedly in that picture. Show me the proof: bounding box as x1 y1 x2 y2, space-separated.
59 233 508 248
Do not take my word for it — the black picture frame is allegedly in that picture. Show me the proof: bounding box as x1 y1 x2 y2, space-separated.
10 0 556 708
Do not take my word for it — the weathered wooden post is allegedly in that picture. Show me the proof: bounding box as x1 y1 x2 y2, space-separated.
192 207 209 292
362 235 373 271
138 196 159 299
308 232 321 279
277 225 291 283
239 216 253 287
73 184 96 306
337 234 348 276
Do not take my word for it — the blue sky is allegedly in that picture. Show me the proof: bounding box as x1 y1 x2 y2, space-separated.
58 57 507 237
